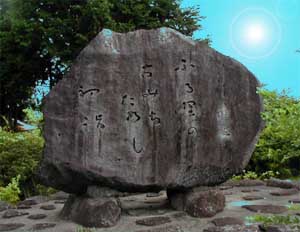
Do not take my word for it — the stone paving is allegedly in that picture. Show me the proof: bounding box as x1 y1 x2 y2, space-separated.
0 179 299 232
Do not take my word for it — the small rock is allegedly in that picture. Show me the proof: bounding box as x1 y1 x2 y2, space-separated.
241 189 259 193
135 225 183 232
203 225 259 232
136 216 171 226
0 223 25 231
126 209 168 217
28 214 47 220
223 179 265 187
18 195 49 206
40 204 56 210
2 209 29 218
60 195 121 228
17 204 32 209
0 201 12 212
242 195 264 201
242 204 287 214
147 193 160 198
223 192 233 196
219 186 233 191
270 188 299 196
171 212 187 218
54 200 66 204
168 188 225 217
50 191 69 200
258 224 298 232
289 199 300 204
31 223 56 230
211 217 244 226
266 178 296 189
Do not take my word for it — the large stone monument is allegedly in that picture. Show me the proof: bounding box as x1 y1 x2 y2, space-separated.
38 28 263 227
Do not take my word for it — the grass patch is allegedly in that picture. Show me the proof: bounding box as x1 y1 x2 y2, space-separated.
246 214 300 227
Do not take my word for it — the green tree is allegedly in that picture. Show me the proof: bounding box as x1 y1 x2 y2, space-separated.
0 0 204 129
247 89 300 177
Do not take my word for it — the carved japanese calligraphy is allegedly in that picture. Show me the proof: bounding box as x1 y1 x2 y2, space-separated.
185 83 193 93
96 114 105 129
141 64 153 78
78 86 100 97
142 89 159 97
149 111 161 125
121 95 135 106
133 137 143 153
126 111 141 122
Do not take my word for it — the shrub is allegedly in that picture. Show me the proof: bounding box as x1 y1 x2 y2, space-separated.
247 89 300 178
0 128 44 187
0 175 21 204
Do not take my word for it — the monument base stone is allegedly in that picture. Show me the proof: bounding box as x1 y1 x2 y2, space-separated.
167 187 225 218
60 194 121 228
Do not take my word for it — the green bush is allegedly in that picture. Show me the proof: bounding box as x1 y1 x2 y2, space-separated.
247 89 300 178
0 175 21 204
0 128 44 187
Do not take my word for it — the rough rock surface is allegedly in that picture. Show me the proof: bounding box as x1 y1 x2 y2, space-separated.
38 27 263 194
0 201 12 212
266 178 297 189
211 217 244 226
242 204 287 214
168 188 225 217
0 223 25 231
135 216 171 226
2 209 29 218
60 195 121 227
270 188 299 196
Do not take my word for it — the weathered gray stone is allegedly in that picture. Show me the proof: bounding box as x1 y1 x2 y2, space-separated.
211 217 244 226
168 188 225 217
266 178 296 189
28 214 47 220
31 223 56 230
60 195 121 228
0 201 12 212
259 224 300 232
0 223 25 231
18 196 49 206
289 199 300 204
242 204 287 214
40 204 56 210
270 188 299 196
136 216 171 226
2 209 29 218
49 191 69 200
136 225 183 232
223 179 265 187
203 225 259 232
37 27 263 194
242 195 264 201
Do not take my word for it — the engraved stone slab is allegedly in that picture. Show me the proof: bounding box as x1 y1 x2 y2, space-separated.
38 28 263 193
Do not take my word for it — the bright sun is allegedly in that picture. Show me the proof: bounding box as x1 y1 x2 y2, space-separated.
246 24 265 44
230 8 282 59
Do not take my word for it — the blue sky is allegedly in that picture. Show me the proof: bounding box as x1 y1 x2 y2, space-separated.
182 0 300 97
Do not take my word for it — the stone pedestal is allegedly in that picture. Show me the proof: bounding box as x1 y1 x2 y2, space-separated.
167 187 225 217
60 195 121 228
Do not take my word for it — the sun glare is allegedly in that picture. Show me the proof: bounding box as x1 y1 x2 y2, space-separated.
246 24 265 44
230 8 282 59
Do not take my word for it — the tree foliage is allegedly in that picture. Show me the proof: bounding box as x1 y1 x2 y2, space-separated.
247 89 300 177
0 0 204 128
